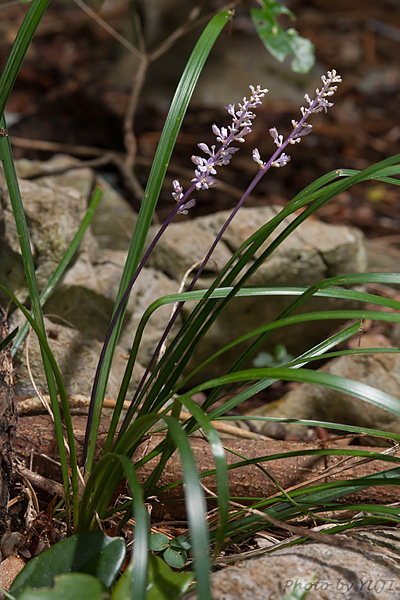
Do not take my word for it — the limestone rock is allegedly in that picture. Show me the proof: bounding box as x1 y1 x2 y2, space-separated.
43 249 128 342
144 219 232 281
15 154 138 250
183 529 400 600
119 267 183 366
14 155 94 198
149 206 367 383
248 348 400 436
197 206 366 285
42 246 181 359
10 316 144 399
0 175 96 302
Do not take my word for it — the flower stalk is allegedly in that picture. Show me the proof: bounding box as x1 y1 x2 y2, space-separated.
88 71 343 451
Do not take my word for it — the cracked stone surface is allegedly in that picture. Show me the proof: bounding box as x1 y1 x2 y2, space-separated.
248 341 400 435
183 529 400 600
10 316 145 399
146 206 367 383
1 156 368 394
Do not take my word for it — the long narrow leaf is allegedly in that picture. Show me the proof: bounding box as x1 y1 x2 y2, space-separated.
224 415 400 443
175 366 400 419
78 454 148 600
119 278 400 400
0 283 79 523
123 159 400 428
223 467 400 542
0 0 50 117
205 323 363 420
163 417 211 600
0 327 18 352
11 185 102 355
84 9 234 473
174 396 229 558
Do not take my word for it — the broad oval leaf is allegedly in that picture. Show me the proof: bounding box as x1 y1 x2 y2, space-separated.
251 2 315 73
163 548 188 570
10 532 125 596
17 573 104 600
148 533 170 552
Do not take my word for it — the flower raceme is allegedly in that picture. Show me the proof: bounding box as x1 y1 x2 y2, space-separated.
171 84 267 213
254 69 342 170
171 70 342 213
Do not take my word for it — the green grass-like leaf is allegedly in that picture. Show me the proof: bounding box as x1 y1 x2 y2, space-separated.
78 454 148 600
85 9 234 474
120 158 400 431
0 0 50 118
0 327 18 352
163 417 211 600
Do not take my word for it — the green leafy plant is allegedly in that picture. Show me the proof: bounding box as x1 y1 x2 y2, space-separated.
253 343 294 368
1 2 400 600
251 0 315 73
149 533 191 569
7 532 192 600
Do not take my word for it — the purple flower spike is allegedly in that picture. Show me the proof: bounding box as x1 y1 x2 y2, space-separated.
258 70 342 175
174 84 268 211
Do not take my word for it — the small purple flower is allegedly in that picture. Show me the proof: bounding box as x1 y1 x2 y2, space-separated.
172 179 184 201
269 127 284 148
177 198 196 215
212 123 229 142
197 142 213 156
216 147 239 166
226 104 236 117
191 169 217 190
183 84 268 200
298 70 342 119
199 157 217 175
271 153 291 168
252 148 265 169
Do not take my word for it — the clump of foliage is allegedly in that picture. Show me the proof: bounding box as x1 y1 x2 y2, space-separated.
1 1 400 599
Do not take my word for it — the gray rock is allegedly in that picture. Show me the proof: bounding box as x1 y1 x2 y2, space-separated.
183 529 400 600
119 267 183 366
15 154 95 198
248 349 400 436
148 206 366 383
90 174 137 251
197 206 366 284
16 154 138 250
144 218 232 281
0 176 95 302
43 247 181 359
10 316 144 399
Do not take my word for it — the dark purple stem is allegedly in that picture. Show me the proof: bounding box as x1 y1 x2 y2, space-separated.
119 83 333 429
119 162 272 430
81 184 196 467
88 76 338 456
